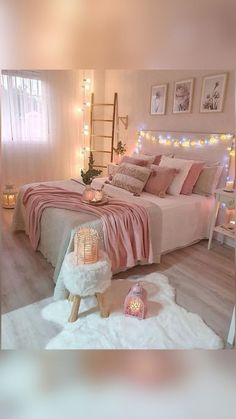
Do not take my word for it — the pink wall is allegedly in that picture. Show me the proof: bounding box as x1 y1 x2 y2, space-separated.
104 70 235 152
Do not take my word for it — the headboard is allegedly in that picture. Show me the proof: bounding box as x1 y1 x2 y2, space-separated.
135 130 235 186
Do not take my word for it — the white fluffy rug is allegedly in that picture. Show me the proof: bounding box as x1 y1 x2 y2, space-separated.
42 273 223 349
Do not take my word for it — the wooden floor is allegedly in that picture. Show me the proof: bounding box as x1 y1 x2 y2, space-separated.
1 208 235 348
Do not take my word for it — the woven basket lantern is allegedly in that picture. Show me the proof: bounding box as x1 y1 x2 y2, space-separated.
74 228 99 264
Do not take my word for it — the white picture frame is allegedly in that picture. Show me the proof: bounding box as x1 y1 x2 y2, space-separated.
150 84 167 115
200 73 227 113
173 78 194 114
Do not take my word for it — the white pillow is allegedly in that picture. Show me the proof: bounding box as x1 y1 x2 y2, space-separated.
159 156 193 195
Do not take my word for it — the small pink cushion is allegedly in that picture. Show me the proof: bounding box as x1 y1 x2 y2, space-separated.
181 162 205 195
120 156 149 167
144 166 179 198
152 155 162 165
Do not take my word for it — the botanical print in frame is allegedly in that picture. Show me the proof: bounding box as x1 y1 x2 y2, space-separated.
150 84 167 115
173 79 194 114
200 73 227 113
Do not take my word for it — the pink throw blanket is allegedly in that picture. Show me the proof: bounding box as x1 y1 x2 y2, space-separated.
23 185 153 271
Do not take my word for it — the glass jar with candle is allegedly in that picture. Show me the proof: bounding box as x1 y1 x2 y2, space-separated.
2 184 18 209
224 178 235 192
94 189 104 202
82 185 95 202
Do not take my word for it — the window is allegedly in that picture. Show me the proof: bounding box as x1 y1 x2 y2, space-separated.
1 71 48 143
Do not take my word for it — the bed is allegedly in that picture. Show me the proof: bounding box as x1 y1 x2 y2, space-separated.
12 177 214 297
11 130 233 299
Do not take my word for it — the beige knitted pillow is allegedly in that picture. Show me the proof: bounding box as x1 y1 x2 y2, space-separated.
193 165 223 196
111 163 151 194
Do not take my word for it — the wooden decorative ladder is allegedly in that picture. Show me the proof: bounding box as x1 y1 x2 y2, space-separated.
89 92 118 170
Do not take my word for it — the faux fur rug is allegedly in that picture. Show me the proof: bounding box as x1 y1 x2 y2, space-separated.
42 273 223 349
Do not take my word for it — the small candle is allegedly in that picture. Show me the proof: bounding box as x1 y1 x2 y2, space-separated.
94 190 103 202
225 180 234 191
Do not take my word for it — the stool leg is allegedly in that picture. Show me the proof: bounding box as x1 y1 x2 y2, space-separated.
68 295 81 322
68 293 75 302
96 292 109 318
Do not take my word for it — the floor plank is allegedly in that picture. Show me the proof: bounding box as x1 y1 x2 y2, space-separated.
1 209 235 348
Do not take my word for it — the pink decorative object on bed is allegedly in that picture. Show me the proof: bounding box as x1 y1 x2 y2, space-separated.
181 162 205 195
144 166 178 198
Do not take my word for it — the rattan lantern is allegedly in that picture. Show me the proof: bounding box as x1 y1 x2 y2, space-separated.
74 228 99 264
2 184 17 209
124 283 147 319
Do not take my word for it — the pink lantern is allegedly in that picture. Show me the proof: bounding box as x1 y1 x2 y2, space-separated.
124 283 147 319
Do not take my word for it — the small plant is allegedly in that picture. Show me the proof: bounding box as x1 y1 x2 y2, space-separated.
113 140 126 156
81 152 102 185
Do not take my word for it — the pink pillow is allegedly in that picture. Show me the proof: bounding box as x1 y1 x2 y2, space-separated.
120 156 148 167
181 162 205 195
144 166 179 198
152 155 162 165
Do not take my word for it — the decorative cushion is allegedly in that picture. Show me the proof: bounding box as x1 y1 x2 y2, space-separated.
159 156 193 196
144 166 179 198
193 165 223 196
111 163 151 194
181 162 205 195
152 154 174 165
120 156 149 167
132 153 156 165
152 155 162 165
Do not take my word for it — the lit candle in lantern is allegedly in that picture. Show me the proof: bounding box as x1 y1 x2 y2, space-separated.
225 180 234 192
124 283 147 320
74 228 99 265
2 185 17 209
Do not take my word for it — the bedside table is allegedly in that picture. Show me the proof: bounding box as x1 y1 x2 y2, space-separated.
208 188 235 250
107 162 119 177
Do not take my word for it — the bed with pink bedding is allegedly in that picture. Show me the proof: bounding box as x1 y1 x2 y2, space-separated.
12 177 214 299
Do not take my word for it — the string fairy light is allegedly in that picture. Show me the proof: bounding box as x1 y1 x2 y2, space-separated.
135 130 235 170
76 73 93 169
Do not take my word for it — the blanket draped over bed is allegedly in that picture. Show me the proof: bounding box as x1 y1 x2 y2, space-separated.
22 185 154 272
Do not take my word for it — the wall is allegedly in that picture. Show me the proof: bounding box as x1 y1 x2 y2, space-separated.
104 70 235 153
103 70 235 247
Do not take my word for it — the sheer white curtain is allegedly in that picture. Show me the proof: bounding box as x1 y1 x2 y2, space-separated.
1 70 86 188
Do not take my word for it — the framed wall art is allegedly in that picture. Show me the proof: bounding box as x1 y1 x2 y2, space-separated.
173 78 194 114
150 84 168 115
200 73 227 113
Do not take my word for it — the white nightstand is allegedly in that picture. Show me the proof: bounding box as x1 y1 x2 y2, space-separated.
208 188 235 250
107 162 119 177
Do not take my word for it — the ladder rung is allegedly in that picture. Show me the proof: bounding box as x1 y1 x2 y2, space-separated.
91 150 111 154
92 119 113 122
93 165 107 168
91 135 112 139
92 103 114 107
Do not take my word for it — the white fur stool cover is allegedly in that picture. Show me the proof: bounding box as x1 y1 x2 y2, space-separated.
62 250 112 297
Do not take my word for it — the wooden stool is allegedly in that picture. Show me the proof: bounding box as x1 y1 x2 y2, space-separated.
68 292 109 322
61 250 112 323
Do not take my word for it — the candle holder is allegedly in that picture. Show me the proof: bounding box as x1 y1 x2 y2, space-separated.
124 283 147 320
2 184 18 209
82 186 104 203
74 228 99 265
